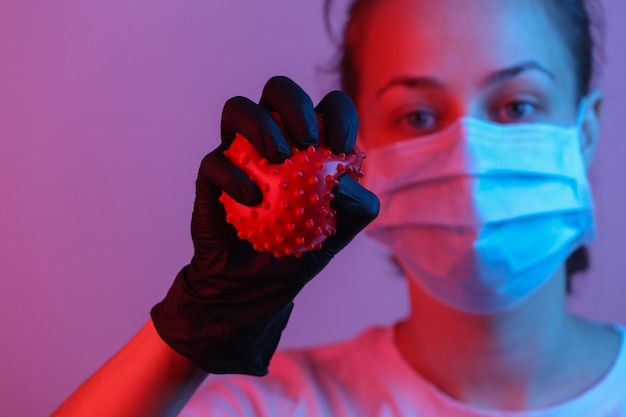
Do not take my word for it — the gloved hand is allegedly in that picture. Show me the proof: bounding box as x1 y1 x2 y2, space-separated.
151 76 379 376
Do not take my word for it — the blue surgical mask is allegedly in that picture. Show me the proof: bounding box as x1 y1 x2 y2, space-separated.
364 101 595 314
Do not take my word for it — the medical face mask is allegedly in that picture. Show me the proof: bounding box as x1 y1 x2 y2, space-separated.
364 104 595 314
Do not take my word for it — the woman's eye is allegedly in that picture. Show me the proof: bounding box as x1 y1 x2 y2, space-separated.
493 100 537 123
398 109 437 132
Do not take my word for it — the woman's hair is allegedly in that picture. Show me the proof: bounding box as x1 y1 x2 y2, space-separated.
324 0 604 99
323 0 604 292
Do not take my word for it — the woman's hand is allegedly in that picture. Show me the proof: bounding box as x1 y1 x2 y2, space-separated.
151 76 379 376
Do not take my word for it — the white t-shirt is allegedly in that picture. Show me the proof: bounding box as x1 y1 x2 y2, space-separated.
181 324 626 417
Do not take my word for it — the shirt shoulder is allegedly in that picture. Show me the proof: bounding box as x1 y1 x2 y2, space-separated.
181 326 395 417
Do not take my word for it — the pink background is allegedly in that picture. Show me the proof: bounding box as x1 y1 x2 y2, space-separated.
1 1 624 415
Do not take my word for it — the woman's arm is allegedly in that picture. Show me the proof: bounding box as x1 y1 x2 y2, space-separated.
51 78 377 417
51 319 208 417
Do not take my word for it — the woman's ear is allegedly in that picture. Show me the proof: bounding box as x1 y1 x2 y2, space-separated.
581 89 603 169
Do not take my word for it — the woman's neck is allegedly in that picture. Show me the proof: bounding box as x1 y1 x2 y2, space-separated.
395 267 619 410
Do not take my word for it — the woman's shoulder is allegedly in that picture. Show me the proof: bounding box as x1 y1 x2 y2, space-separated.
278 325 392 362
181 325 399 417
269 325 395 385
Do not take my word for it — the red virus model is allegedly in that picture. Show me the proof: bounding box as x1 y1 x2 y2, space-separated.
220 121 365 258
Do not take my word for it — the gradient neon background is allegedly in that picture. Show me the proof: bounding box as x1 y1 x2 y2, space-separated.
1 1 625 415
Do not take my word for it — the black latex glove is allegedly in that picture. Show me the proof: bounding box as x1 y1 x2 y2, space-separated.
151 76 379 376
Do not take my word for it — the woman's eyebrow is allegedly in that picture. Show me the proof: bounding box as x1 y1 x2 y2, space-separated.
376 76 445 99
481 60 555 87
375 61 554 99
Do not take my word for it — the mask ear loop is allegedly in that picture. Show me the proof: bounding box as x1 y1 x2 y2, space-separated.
574 96 596 163
570 95 597 271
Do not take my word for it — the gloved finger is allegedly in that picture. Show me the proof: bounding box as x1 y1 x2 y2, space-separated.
259 76 318 149
314 90 359 154
221 96 292 164
196 146 262 206
322 175 379 255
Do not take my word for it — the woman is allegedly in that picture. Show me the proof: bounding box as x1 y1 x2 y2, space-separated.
53 0 626 415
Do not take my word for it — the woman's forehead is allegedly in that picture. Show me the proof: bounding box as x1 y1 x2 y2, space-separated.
356 0 573 95
362 0 553 49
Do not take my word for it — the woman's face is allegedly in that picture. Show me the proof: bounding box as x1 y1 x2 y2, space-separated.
354 0 586 150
